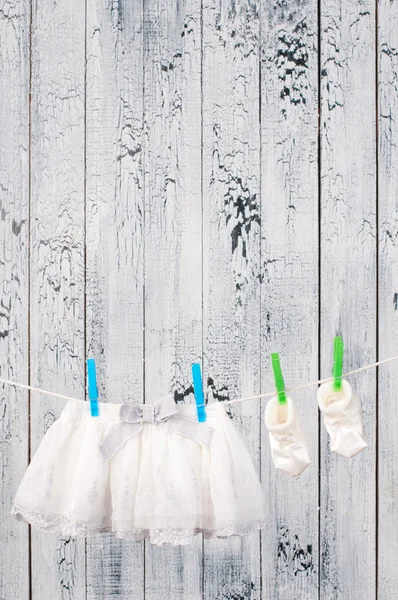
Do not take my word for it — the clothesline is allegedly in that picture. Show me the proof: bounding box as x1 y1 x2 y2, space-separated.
0 355 397 407
227 355 398 404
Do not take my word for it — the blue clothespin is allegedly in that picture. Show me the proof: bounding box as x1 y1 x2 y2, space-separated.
87 358 99 417
192 363 206 423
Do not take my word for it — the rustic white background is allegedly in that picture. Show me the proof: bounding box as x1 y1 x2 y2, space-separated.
0 0 397 598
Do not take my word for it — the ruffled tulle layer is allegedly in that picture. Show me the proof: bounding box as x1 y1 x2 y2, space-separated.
11 505 267 546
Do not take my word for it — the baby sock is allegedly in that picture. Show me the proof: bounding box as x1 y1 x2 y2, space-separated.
264 395 311 476
317 378 367 458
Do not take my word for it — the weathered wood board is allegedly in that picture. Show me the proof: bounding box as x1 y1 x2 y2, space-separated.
1 0 398 598
260 0 319 599
85 0 145 597
29 0 86 597
0 1 30 599
143 0 203 598
202 0 261 598
29 2 85 600
378 0 398 598
320 0 377 598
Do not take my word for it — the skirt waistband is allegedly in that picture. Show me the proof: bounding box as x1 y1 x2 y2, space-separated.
63 397 228 422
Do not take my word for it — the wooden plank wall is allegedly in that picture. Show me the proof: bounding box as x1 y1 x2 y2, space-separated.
1 0 398 599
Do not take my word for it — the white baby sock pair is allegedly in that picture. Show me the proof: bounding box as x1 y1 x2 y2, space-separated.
264 378 367 477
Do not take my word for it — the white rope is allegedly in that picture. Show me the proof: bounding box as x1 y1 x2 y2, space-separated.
226 355 398 405
0 354 397 407
0 378 82 403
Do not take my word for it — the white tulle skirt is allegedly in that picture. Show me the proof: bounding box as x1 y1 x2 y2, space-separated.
11 398 266 546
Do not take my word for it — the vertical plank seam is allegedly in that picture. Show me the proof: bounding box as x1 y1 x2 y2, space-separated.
28 0 33 596
258 0 263 596
200 0 205 595
83 0 88 593
142 0 147 596
375 0 380 596
317 0 322 597
142 0 146 410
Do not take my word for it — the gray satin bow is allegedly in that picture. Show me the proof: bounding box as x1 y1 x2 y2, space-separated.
100 395 212 461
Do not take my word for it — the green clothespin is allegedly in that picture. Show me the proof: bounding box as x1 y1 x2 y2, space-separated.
271 352 287 405
332 336 344 392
